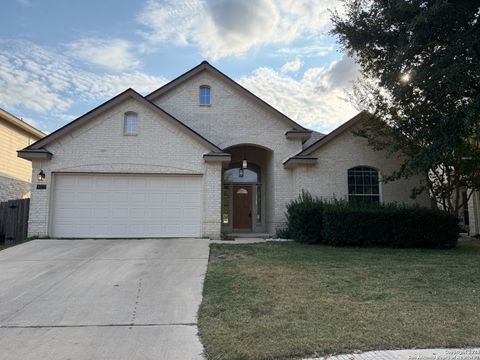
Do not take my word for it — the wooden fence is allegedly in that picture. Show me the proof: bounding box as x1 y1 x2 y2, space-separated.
0 198 30 245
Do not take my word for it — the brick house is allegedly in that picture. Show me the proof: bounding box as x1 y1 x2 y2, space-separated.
19 61 435 239
0 108 44 202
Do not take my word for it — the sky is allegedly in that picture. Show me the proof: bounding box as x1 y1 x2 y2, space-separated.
0 0 360 134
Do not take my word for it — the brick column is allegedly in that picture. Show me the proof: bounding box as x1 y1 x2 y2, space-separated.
27 162 50 237
202 162 222 239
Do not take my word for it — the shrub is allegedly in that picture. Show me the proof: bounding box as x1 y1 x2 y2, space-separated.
321 202 459 248
285 191 326 243
275 227 290 239
284 192 459 248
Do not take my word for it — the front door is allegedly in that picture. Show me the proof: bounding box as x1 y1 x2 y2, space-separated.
233 185 252 229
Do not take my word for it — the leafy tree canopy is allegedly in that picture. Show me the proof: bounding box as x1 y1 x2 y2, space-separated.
331 0 480 216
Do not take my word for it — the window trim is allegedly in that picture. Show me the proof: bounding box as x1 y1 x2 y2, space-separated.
199 85 211 106
347 166 382 204
124 111 138 136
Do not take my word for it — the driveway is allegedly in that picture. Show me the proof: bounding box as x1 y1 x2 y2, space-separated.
0 239 210 360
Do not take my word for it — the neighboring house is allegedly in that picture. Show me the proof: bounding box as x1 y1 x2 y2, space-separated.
468 190 480 236
0 108 44 202
19 61 433 239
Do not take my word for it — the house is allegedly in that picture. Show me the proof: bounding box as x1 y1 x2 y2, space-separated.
0 108 44 202
18 61 435 239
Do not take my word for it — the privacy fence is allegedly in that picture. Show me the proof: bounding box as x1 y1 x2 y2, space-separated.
0 198 30 245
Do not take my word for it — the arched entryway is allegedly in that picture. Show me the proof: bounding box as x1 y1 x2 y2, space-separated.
221 144 273 234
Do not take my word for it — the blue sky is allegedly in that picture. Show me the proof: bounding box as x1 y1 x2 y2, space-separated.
1 0 359 134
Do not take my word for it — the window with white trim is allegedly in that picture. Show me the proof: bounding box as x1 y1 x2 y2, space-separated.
348 166 380 204
124 112 138 135
199 85 211 105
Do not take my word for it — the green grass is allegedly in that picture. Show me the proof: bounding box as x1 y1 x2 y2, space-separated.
198 241 480 360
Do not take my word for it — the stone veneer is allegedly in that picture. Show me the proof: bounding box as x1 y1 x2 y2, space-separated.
0 174 31 202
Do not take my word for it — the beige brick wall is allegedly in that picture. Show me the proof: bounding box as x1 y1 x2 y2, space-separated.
203 162 223 238
293 125 431 207
27 97 221 238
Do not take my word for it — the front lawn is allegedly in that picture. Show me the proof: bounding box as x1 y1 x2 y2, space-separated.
198 241 480 360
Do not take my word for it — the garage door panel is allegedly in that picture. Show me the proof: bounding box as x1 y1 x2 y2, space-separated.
56 191 78 202
93 208 110 218
183 207 200 220
130 208 146 219
128 192 147 203
52 174 203 238
111 208 129 218
150 193 165 202
182 193 201 205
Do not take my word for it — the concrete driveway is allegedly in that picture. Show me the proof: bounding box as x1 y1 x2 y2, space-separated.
0 239 210 360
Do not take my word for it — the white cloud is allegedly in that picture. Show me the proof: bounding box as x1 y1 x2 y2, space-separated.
67 38 141 72
16 0 31 7
281 58 304 73
0 40 166 128
277 44 334 57
138 0 340 60
238 56 360 132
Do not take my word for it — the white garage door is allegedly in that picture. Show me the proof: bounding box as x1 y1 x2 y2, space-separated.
52 174 203 238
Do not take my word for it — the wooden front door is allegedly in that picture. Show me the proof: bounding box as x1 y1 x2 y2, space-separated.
233 185 252 229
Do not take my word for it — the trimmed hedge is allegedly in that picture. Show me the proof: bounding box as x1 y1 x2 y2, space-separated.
284 193 459 248
321 203 459 248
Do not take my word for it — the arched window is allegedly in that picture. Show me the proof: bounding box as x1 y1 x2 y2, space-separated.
124 112 138 135
199 85 211 105
223 163 261 183
348 166 380 204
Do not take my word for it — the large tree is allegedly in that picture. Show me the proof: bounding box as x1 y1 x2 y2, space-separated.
331 0 480 217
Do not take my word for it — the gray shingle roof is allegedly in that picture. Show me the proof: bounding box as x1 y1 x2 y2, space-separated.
302 130 326 150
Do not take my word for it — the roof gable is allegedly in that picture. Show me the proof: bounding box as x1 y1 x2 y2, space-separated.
24 88 221 153
146 61 309 132
298 111 368 156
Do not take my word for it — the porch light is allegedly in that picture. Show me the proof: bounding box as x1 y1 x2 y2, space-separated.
242 158 248 169
239 168 244 177
37 170 46 182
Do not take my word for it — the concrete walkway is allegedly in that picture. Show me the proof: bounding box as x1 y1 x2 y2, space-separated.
306 348 480 360
0 239 210 360
211 237 292 244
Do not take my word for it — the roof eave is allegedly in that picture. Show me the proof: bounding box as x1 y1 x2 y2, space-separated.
17 149 53 161
299 111 369 156
283 156 318 169
203 152 232 163
285 130 312 141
